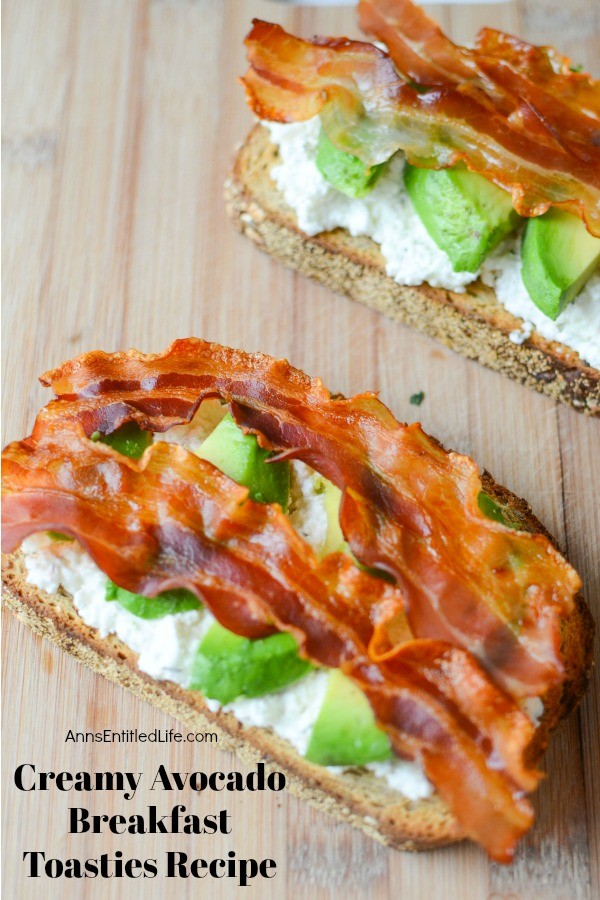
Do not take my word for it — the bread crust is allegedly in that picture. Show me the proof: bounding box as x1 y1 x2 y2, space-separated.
224 125 599 416
2 468 594 853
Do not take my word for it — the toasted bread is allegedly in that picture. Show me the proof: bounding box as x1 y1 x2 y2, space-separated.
225 125 599 416
2 466 594 853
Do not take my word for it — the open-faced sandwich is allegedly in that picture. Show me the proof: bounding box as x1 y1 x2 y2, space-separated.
226 0 600 414
1 339 594 862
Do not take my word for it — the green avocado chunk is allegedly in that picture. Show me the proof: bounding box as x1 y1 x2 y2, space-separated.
316 476 347 557
404 163 520 272
105 580 201 619
47 530 74 542
478 491 524 532
477 491 510 526
305 669 392 766
521 208 600 320
319 474 394 581
95 422 153 459
190 621 312 704
316 129 386 198
197 413 290 509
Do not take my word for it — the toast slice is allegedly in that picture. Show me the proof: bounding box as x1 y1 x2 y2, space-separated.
225 125 600 416
2 468 594 853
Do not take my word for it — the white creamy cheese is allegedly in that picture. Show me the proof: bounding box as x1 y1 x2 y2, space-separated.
22 534 215 686
481 238 600 370
519 695 544 726
22 534 432 798
20 412 434 800
364 759 434 802
267 119 476 293
288 461 329 553
157 398 227 453
228 670 330 757
265 119 600 370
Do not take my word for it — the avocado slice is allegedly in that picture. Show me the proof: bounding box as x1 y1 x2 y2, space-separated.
105 580 201 619
521 209 600 320
306 669 392 766
190 621 312 704
404 163 520 272
318 475 395 583
315 475 347 557
316 129 386 198
477 491 513 527
197 413 290 509
93 421 153 459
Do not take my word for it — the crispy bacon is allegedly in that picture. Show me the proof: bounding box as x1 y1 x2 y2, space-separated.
3 411 539 861
358 0 477 87
242 8 600 235
475 28 600 123
34 339 580 701
2 418 387 654
359 1 600 164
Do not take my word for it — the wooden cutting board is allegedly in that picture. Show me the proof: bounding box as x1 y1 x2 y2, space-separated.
2 2 598 897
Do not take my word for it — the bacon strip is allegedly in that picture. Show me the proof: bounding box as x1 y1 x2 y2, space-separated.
475 28 600 123
359 1 600 164
3 414 538 861
35 339 580 701
242 14 600 234
358 0 477 87
2 418 383 654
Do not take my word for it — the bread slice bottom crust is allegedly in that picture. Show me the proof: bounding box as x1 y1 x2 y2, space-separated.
1 472 595 853
224 125 599 416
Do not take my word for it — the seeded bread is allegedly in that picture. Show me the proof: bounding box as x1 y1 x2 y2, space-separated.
1 470 594 852
224 125 600 416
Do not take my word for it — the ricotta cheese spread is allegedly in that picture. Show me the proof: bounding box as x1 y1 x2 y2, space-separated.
265 119 600 371
22 534 432 800
20 411 433 801
287 463 329 553
480 239 600 370
266 119 476 293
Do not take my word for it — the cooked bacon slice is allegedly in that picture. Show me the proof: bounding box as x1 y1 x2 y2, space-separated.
2 413 539 861
242 15 600 234
352 642 539 861
242 23 404 162
2 418 385 654
358 0 476 87
475 28 600 123
359 0 600 163
35 339 580 701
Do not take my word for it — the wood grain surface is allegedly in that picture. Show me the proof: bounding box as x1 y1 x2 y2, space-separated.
2 1 599 898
